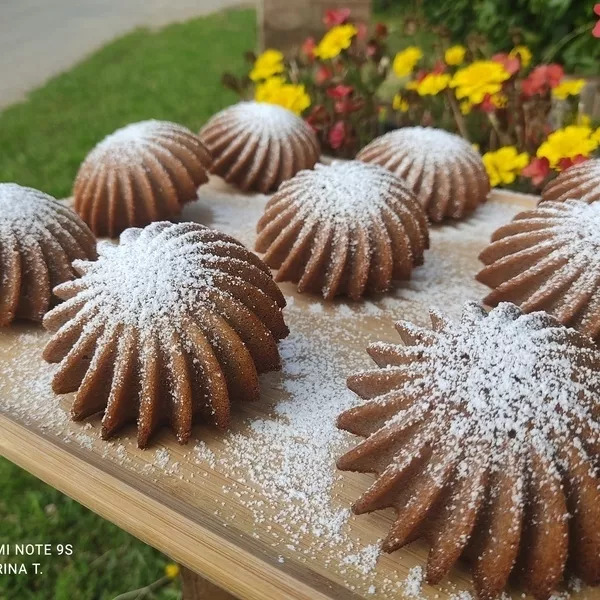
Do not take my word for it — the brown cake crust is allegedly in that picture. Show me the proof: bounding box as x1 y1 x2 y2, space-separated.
73 120 212 237
541 159 600 205
0 183 97 326
337 303 600 599
199 101 320 193
357 127 490 222
42 221 288 448
255 160 429 300
477 199 600 341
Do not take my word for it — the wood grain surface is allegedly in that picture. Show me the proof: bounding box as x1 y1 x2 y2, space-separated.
0 182 593 600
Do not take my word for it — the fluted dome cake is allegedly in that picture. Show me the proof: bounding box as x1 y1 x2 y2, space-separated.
541 158 600 204
477 200 600 341
338 302 600 600
255 161 429 300
42 221 288 448
73 120 212 237
356 127 490 222
199 101 320 193
0 183 97 326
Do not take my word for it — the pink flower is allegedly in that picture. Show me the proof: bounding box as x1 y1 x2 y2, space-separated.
521 157 551 186
594 4 600 38
326 84 353 99
323 8 351 28
356 22 368 41
315 65 332 85
492 52 520 76
328 121 347 149
301 37 316 60
521 64 564 97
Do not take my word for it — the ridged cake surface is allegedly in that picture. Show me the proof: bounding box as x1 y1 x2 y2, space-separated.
73 120 212 237
357 127 490 222
477 199 600 341
199 101 320 193
541 158 600 204
0 183 97 326
42 221 288 447
255 161 429 300
338 302 600 600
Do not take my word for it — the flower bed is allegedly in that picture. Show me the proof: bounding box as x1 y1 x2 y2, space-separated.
224 6 600 193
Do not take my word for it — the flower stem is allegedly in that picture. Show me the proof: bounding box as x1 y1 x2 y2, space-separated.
542 22 594 63
445 89 469 141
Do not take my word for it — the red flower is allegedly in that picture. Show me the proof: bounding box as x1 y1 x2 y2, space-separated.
594 4 600 38
334 97 364 114
492 52 520 75
323 8 351 28
521 157 551 186
521 64 564 97
432 60 447 74
305 104 327 131
301 37 316 60
328 121 347 149
315 65 332 85
558 155 588 171
546 64 564 88
479 94 498 113
375 23 388 38
356 22 368 41
326 84 353 99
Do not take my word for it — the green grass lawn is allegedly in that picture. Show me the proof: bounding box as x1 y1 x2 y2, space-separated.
0 8 255 600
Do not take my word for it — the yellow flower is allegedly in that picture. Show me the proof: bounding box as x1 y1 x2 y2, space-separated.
405 80 419 91
552 79 586 100
482 146 529 187
592 127 600 145
490 93 508 108
165 564 180 580
450 60 511 104
249 49 284 82
314 24 357 60
414 73 451 96
536 126 598 169
460 99 473 115
392 93 409 112
509 45 532 67
444 45 466 66
393 46 423 77
255 76 311 115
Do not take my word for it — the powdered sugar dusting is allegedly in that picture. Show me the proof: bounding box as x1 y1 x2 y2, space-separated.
281 161 409 222
64 222 225 333
220 101 307 141
368 127 477 162
0 183 77 247
86 120 192 167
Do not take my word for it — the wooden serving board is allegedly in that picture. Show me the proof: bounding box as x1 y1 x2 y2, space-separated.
0 182 592 600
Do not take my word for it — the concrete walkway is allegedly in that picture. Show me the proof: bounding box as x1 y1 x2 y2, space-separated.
0 0 253 109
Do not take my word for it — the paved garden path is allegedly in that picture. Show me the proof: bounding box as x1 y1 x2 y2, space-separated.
0 0 252 108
